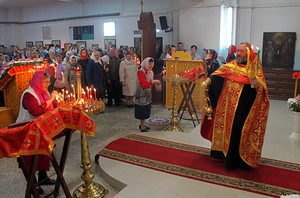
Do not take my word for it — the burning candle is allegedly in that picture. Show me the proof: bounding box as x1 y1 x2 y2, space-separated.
256 47 260 60
82 91 86 100
89 88 92 99
94 88 97 100
251 45 254 61
71 84 76 96
246 47 250 63
67 94 70 106
62 89 65 101
86 87 89 99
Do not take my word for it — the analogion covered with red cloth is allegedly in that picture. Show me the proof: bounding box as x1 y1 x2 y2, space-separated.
0 106 95 158
177 66 206 82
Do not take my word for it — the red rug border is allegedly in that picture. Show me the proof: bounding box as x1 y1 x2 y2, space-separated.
96 133 300 197
100 149 281 197
124 134 300 170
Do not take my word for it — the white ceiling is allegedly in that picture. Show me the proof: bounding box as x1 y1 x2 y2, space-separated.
0 0 86 9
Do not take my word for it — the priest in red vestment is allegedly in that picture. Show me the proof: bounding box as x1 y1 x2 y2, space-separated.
201 42 270 169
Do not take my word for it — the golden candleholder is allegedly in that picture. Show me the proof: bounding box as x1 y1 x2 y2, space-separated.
163 68 188 132
202 78 213 120
73 68 108 198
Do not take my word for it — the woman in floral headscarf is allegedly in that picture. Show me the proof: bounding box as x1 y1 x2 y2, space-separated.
134 57 160 132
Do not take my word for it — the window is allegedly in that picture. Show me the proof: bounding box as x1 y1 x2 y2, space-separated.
72 25 94 40
219 5 236 56
104 22 116 37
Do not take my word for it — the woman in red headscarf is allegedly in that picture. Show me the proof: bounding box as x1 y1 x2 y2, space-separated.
226 44 237 63
16 71 59 194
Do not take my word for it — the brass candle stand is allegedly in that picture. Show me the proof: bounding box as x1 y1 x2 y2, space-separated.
163 70 188 132
202 78 213 120
73 68 108 198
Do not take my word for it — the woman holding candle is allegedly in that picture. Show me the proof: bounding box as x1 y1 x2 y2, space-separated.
201 42 269 169
16 71 58 194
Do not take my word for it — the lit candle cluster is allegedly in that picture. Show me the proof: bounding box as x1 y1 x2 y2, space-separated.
55 85 104 114
246 45 261 88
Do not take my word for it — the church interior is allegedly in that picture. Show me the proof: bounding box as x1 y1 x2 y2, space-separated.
0 0 300 197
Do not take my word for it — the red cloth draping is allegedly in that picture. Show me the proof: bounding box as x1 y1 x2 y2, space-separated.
0 106 96 159
7 65 35 76
177 66 206 82
292 72 300 79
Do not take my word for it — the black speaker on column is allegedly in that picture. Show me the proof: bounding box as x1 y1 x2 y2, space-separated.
159 16 169 30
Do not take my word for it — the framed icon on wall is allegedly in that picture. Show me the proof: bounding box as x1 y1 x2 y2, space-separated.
262 32 296 68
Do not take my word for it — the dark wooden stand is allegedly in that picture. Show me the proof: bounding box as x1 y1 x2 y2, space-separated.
16 129 73 198
178 81 200 127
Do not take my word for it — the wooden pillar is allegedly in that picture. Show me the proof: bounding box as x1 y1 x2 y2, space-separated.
138 12 156 60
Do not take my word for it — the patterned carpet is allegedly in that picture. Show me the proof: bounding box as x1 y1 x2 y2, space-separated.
96 134 300 197
145 116 171 126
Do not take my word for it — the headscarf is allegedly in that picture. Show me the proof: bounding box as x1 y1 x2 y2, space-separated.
80 49 89 60
228 44 237 55
140 57 154 81
45 65 56 77
226 45 236 62
140 57 153 70
69 55 77 65
65 50 73 58
30 71 52 108
100 55 110 63
209 49 218 60
90 51 101 63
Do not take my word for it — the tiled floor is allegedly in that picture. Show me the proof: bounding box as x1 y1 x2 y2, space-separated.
98 99 300 198
1 99 299 197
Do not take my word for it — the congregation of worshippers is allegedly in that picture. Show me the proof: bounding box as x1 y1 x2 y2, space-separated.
0 41 236 107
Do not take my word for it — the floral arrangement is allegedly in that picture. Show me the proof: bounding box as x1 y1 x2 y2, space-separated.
287 95 300 112
281 194 300 198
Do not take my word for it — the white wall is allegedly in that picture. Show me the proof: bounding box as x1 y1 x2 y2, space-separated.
180 6 221 51
1 0 300 70
1 0 176 50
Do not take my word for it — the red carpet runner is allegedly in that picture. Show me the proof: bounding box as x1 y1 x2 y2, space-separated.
96 134 300 197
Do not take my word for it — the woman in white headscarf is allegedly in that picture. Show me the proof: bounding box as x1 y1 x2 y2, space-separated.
86 51 106 99
64 55 81 91
134 57 160 132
